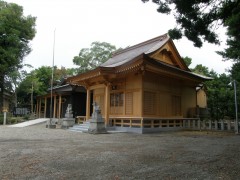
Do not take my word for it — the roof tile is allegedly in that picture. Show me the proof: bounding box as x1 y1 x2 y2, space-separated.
100 34 169 67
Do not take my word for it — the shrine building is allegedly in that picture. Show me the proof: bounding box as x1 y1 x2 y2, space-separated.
65 34 211 133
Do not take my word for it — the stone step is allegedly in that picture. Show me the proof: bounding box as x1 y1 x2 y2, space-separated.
68 121 90 132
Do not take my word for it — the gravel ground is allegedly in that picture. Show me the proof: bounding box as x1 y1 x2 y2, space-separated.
0 124 240 180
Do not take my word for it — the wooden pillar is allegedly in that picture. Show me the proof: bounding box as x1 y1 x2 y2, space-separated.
36 99 39 118
140 76 143 117
104 84 110 126
38 98 42 118
86 89 91 121
53 95 57 118
44 97 47 118
58 95 62 119
141 118 143 128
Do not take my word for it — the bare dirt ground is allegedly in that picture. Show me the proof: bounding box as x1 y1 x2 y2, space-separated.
0 124 240 180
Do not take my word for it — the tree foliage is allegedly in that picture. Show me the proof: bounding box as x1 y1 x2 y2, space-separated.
230 62 240 82
182 56 192 67
0 1 36 109
16 66 73 107
190 63 239 121
142 0 240 62
4 66 31 107
191 64 210 76
217 2 240 62
73 41 117 73
0 1 36 74
205 73 234 121
17 72 43 106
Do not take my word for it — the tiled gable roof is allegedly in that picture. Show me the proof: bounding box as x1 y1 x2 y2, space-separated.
67 33 212 84
100 34 169 68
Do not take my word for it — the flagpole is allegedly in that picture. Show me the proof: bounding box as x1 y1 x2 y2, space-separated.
49 29 56 128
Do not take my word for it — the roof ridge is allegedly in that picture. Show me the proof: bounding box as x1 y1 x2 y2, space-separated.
112 33 169 56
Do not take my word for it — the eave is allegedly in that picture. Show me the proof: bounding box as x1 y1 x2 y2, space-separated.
143 55 212 84
67 67 115 86
67 55 145 87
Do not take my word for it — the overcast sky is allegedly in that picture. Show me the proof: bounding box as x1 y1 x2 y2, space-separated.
6 0 232 74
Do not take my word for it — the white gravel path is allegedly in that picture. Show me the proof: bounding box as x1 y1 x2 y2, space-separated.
8 118 49 127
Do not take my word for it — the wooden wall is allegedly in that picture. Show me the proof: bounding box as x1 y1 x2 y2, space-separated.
91 77 142 117
125 73 142 116
150 43 179 67
91 71 198 119
181 86 196 117
143 72 196 118
105 73 143 117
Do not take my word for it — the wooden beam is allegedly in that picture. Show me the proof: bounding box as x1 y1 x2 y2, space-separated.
104 84 110 126
58 95 62 119
36 99 39 118
86 89 91 120
53 95 56 118
140 74 143 117
44 97 47 118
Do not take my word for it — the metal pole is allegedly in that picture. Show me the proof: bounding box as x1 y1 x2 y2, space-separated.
31 82 33 114
49 29 56 128
233 80 239 134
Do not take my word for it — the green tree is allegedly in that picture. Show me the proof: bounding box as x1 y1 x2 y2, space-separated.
230 62 240 82
142 0 240 61
205 73 233 120
182 56 192 67
73 41 117 73
0 1 36 110
30 66 68 95
217 3 240 62
229 62 240 119
16 66 74 107
191 64 210 76
191 64 234 120
17 72 42 107
4 64 33 107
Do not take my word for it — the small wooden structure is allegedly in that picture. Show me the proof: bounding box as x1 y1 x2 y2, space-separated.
67 34 211 133
36 84 86 119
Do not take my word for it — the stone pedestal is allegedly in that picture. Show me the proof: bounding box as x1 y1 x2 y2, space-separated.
46 124 57 128
88 102 107 134
46 118 57 129
61 118 75 128
61 104 75 129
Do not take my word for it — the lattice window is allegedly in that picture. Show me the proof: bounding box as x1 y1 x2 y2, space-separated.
110 92 124 115
125 92 133 115
143 91 156 115
110 92 124 107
